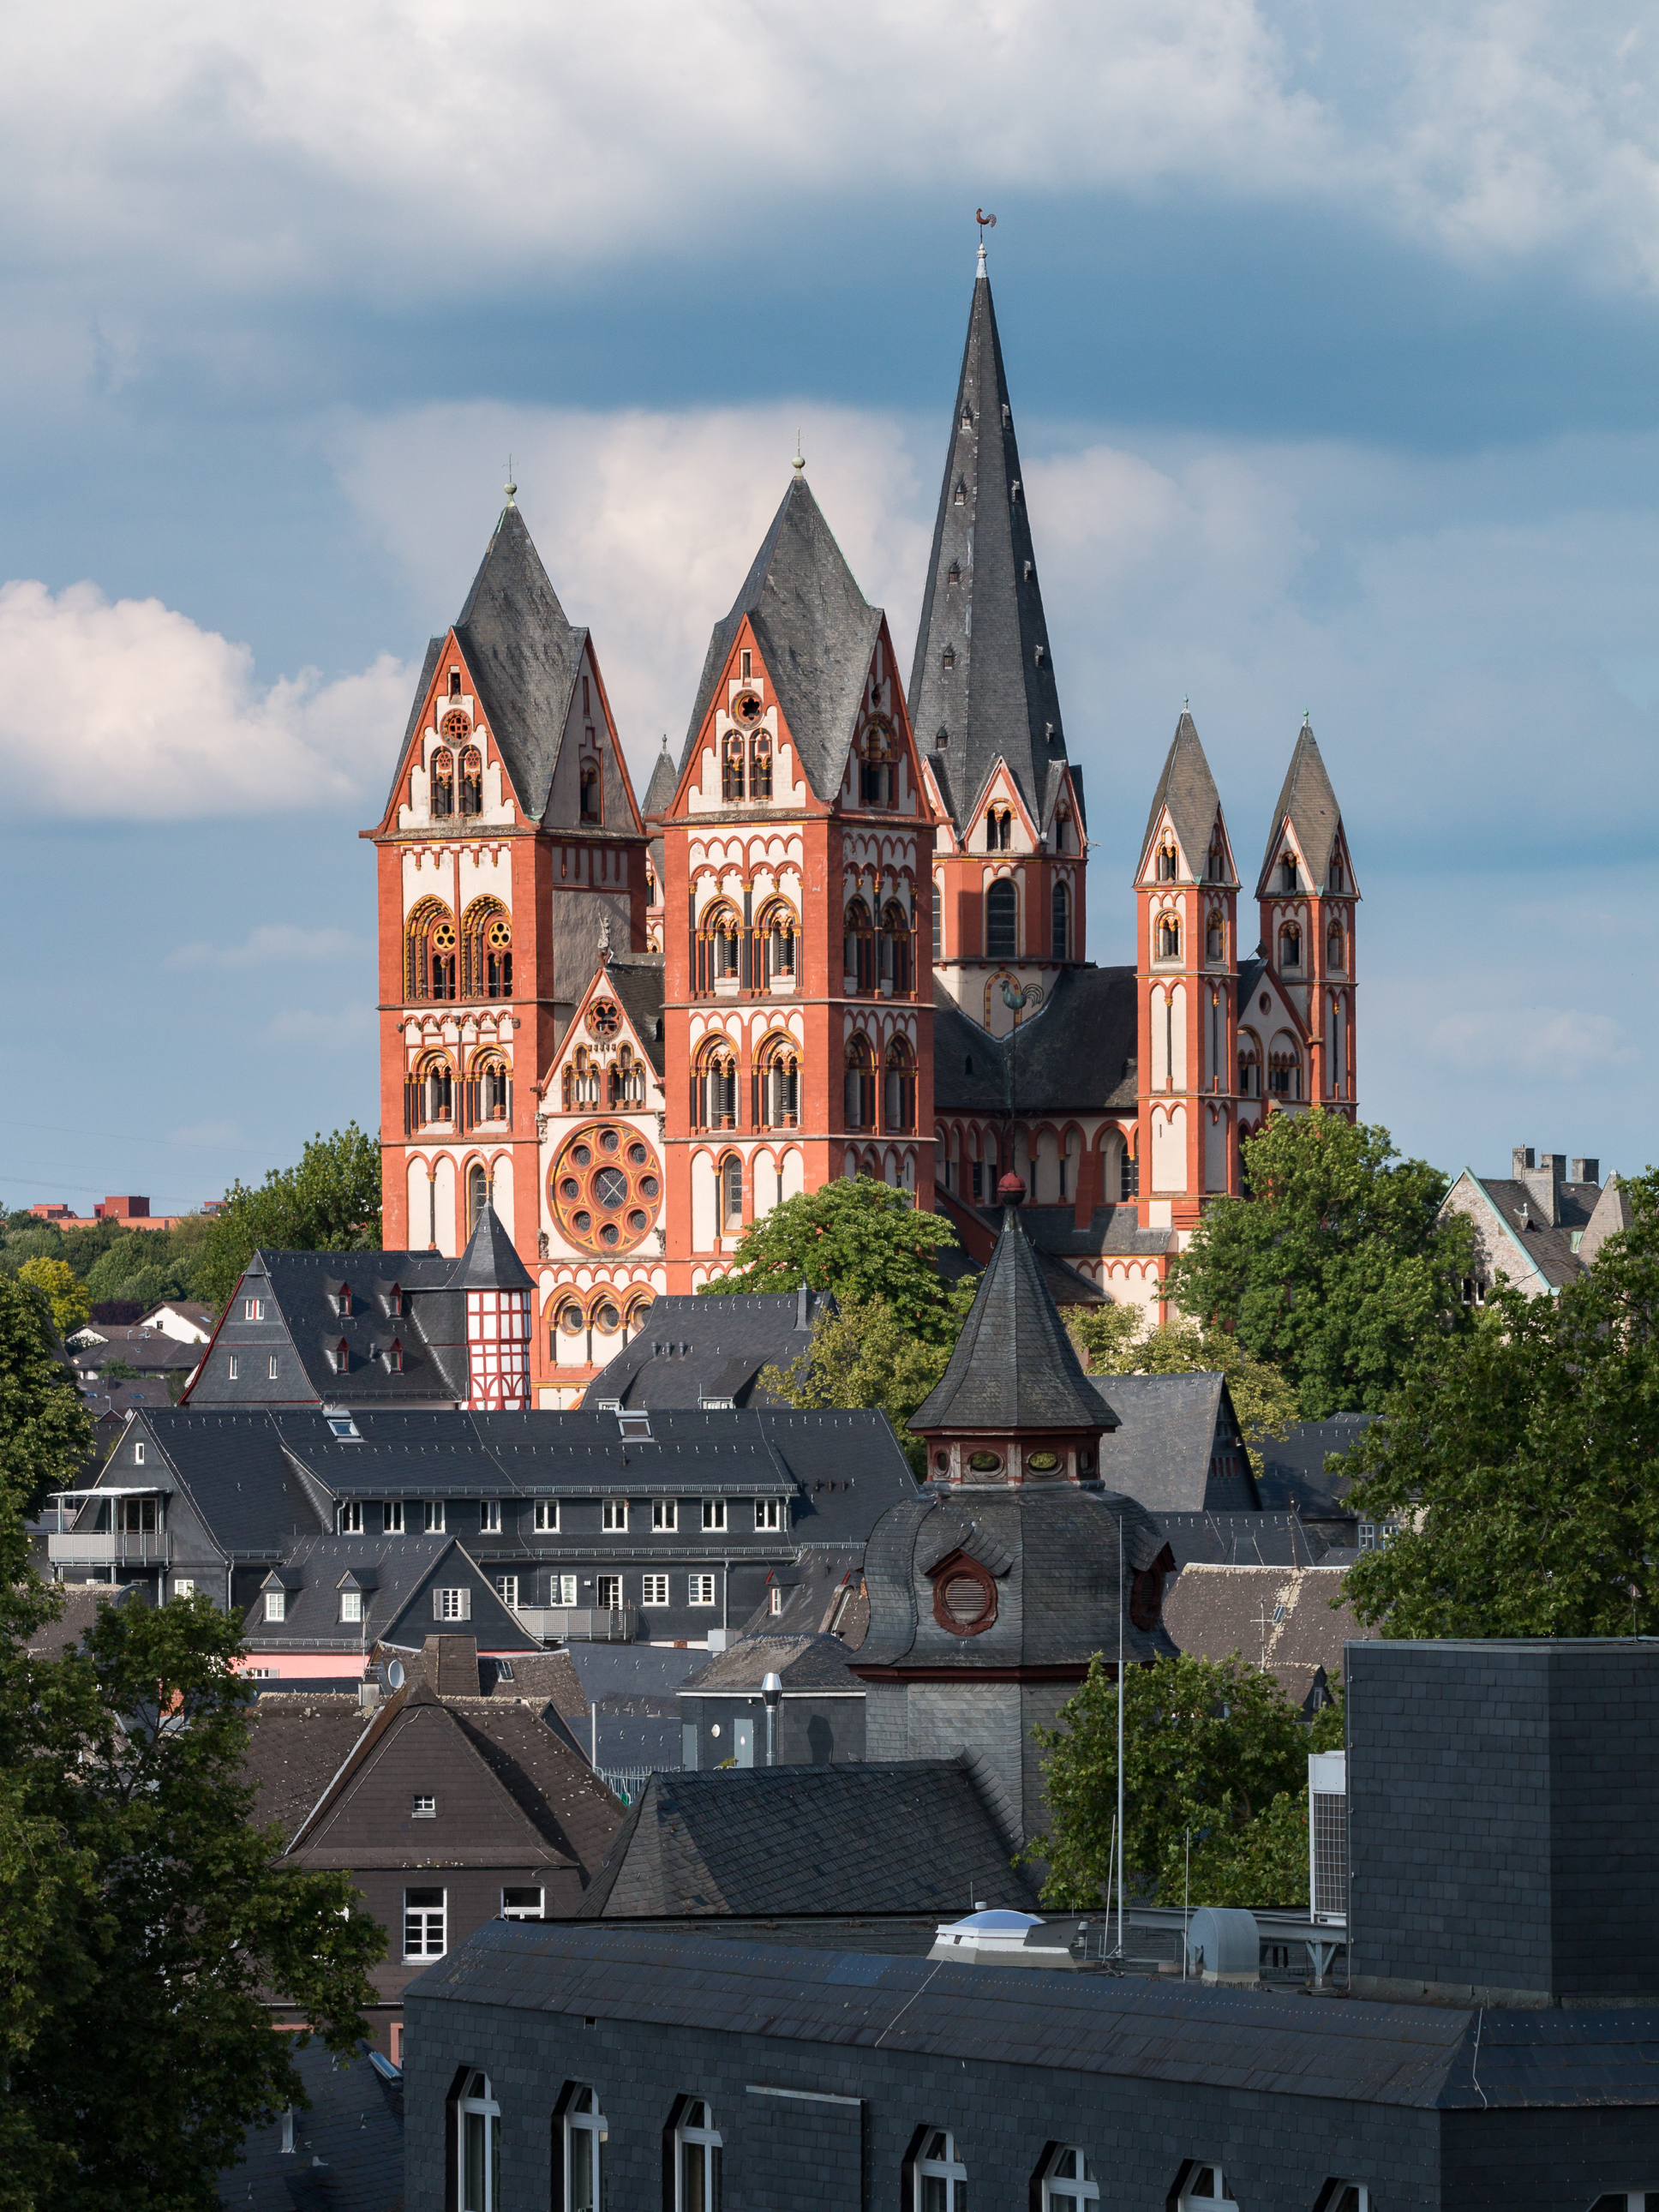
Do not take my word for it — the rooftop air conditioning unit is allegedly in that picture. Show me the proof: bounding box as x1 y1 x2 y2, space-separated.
1309 1749 1347 1926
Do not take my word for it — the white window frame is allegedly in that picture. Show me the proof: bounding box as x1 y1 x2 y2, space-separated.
268 1354 279 1380
500 1885 543 1921
456 2068 500 2212
602 1499 628 1532
433 1587 471 1622
134 1442 146 1465
172 1578 195 1599
403 1885 445 1958
754 1498 782 1531
549 1574 578 1606
534 1501 560 1532
1177 2169 1239 2210
769 1586 784 1616
479 1498 501 1532
227 1355 238 1380
383 1500 404 1533
652 1498 678 1531
263 1590 286 1622
702 1498 727 1532
674 2099 722 2212
412 1793 435 1818
596 1574 623 1610
423 1501 446 1534
494 1574 519 1610
565 2084 608 2212
340 1588 363 1623
642 1573 668 1605
243 1298 265 1321
689 1573 716 1608
1043 2147 1099 2212
914 2129 967 2212
339 1502 364 1533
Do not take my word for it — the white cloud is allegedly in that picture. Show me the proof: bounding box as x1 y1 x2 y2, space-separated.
168 925 368 969
1428 1005 1633 1079
7 0 1659 304
0 579 412 818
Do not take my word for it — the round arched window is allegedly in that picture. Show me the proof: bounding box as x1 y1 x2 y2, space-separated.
549 1123 662 1254
931 1557 997 1637
966 1449 1002 1473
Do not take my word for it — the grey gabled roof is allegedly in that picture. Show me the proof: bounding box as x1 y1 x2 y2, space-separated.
243 1693 373 1845
931 966 1140 1117
679 1629 862 1695
446 1200 533 1292
572 1757 1039 1918
586 1290 834 1411
453 503 587 822
384 635 444 818
238 1532 539 1655
1094 1372 1259 1514
1579 1172 1632 1266
680 471 882 804
907 257 1069 832
600 954 665 1076
1255 719 1348 896
641 734 678 818
911 1207 1118 1435
1140 712 1228 878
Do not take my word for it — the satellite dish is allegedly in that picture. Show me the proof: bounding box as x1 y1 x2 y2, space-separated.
386 1659 405 1690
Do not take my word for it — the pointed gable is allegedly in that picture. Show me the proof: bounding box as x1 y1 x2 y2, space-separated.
1140 712 1230 882
680 469 882 806
447 1201 534 1293
642 735 678 819
1256 720 1350 896
907 251 1069 835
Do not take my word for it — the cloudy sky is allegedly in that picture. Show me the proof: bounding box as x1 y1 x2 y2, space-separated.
5 0 1657 1213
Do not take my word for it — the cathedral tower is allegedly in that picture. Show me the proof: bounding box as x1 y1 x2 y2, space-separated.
656 463 936 1281
908 244 1088 1040
1254 719 1359 1118
1134 712 1241 1232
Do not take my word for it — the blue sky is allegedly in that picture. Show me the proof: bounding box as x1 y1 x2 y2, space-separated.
4 0 1657 1213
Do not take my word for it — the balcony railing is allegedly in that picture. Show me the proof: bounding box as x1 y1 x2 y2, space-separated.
514 1604 637 1644
48 1532 171 1568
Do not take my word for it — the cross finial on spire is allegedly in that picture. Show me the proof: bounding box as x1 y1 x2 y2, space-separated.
504 456 517 508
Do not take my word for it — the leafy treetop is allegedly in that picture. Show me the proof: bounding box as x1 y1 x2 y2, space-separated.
196 1124 382 1311
0 1275 94 1517
758 1286 978 1480
1169 1107 1474 1418
702 1176 972 1348
1068 1306 1299 1472
1344 1166 1659 1639
16 1258 93 1340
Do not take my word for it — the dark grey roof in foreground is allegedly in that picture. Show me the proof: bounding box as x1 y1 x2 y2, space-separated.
907 260 1069 831
409 1921 1659 2111
680 471 881 804
1095 1371 1259 1514
219 2037 401 2212
1140 711 1227 877
452 502 586 823
1256 718 1348 896
680 1630 862 1694
446 1200 532 1292
238 1532 537 1655
1155 1511 1333 1568
911 1208 1117 1435
573 1758 1039 1918
244 1693 371 1844
1253 1412 1374 1515
586 1289 833 1411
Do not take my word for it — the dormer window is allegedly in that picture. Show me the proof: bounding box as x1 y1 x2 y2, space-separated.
387 1339 404 1373
941 644 955 671
952 477 967 506
264 1590 286 1622
947 560 960 584
960 403 973 428
387 1284 403 1316
340 1589 362 1623
335 1338 350 1372
338 1281 351 1316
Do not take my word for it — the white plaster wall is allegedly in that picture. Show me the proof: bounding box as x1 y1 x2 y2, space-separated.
406 1159 429 1247
433 1154 458 1256
1152 1104 1187 1194
490 1160 514 1239
782 1147 804 1203
1170 981 1188 1090
692 1152 716 1251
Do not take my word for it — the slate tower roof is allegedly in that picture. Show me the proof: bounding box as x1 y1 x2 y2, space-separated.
1256 718 1348 896
680 469 882 803
1141 711 1231 879
641 734 678 818
447 1199 534 1293
907 248 1069 833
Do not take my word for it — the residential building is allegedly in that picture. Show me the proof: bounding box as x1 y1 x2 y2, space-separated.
1159 1562 1376 1713
1440 1147 1631 1301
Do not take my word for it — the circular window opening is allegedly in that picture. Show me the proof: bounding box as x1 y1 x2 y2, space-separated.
640 1175 660 1199
628 1142 649 1166
560 1178 580 1200
600 1128 620 1152
558 1305 582 1333
573 1210 591 1232
596 1304 620 1330
572 1143 592 1166
942 1575 991 1628
967 1450 1002 1473
1027 1450 1062 1474
627 1209 648 1232
595 1166 627 1208
600 1225 620 1246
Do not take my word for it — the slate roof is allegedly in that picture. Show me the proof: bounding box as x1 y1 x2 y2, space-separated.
410 1919 1659 2112
1255 719 1348 896
238 1532 539 1655
602 956 665 1075
1253 1412 1375 1520
680 471 882 805
680 1630 863 1694
244 1693 372 1844
910 1207 1118 1435
446 1201 532 1292
448 502 587 823
907 256 1069 831
736 1544 868 1645
1446 1172 1608 1294
90 1408 331 1556
855 1482 1177 1674
931 966 1138 1115
402 1638 590 1718
1140 712 1229 877
219 2038 402 2212
69 1322 198 1375
641 736 677 818
1160 1562 1378 1705
1093 1372 1260 1514
1155 1511 1334 1569
19 1579 138 1658
585 1290 834 1411
572 1757 1039 1918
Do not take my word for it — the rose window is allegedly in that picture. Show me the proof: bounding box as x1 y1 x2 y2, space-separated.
549 1122 662 1253
587 998 620 1039
440 708 471 739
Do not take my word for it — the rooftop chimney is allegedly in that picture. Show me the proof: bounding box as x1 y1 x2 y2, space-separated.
1569 1157 1600 1187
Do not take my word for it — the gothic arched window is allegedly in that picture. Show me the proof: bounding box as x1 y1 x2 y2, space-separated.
416 1057 454 1126
883 1038 916 1132
1279 920 1303 970
1280 854 1299 892
719 1154 744 1234
1237 1030 1261 1099
750 731 772 801
1327 918 1346 972
1156 840 1177 882
461 900 512 999
880 901 913 995
1329 853 1345 892
695 901 741 994
1268 1033 1302 1099
985 878 1016 960
695 1039 737 1130
467 1161 488 1231
1206 907 1225 963
844 1036 876 1130
579 757 602 823
859 721 895 807
459 746 482 815
758 1037 800 1129
843 897 876 993
721 731 745 803
931 877 943 955
1157 913 1181 962
757 899 798 986
405 900 458 1001
1051 880 1071 962
430 747 454 818
985 806 1011 852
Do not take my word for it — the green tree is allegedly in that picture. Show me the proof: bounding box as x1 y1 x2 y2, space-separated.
1169 1108 1474 1418
0 1562 384 2209
15 1259 92 1341
0 1276 94 1517
196 1124 382 1311
1069 1308 1300 1472
1344 1166 1659 1638
702 1176 972 1346
758 1286 978 1479
1030 1651 1343 1912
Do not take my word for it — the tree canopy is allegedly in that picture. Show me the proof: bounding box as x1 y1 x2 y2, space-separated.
15 1259 92 1341
1169 1108 1473 1418
0 1276 94 1517
1069 1307 1299 1471
1344 1166 1659 1638
195 1124 382 1310
1031 1651 1343 1913
701 1176 972 1347
758 1288 977 1479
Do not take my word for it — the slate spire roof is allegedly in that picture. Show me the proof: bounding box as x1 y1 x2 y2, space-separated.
910 1204 1119 1436
680 470 882 803
642 734 677 818
1256 718 1349 896
907 254 1069 833
447 1200 535 1293
1141 711 1230 880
